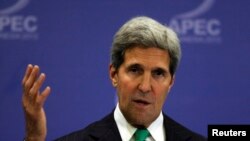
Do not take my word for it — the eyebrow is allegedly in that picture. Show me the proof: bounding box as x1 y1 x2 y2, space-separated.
126 63 141 68
126 63 169 73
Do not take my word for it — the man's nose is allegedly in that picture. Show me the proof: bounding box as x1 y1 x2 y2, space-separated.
138 73 152 93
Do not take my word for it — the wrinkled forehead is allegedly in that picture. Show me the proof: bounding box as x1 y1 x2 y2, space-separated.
123 46 170 70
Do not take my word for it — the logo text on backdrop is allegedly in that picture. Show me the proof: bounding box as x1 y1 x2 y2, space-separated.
168 0 222 44
0 0 39 40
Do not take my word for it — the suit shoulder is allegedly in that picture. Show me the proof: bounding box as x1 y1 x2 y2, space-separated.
163 114 207 141
54 113 120 141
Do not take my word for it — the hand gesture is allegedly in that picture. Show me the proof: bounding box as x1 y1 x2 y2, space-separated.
22 65 51 141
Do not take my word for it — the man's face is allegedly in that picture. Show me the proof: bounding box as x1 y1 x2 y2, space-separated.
110 46 174 127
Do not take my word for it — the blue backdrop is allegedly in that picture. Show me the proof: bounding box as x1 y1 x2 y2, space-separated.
0 0 249 140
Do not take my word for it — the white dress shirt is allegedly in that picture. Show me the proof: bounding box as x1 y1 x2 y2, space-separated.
114 104 166 141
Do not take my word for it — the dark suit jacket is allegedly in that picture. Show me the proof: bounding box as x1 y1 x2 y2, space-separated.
54 112 207 141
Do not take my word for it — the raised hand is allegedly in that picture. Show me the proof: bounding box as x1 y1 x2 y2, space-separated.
22 64 51 141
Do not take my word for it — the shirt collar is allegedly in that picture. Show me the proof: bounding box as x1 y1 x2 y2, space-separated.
147 111 165 141
114 103 165 141
114 104 136 141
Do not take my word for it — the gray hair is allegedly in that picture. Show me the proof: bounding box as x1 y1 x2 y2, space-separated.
111 16 181 76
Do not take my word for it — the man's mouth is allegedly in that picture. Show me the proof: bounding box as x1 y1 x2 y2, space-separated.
133 99 150 106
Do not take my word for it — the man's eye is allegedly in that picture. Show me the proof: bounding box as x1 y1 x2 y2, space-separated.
128 65 142 74
153 69 166 77
130 67 139 73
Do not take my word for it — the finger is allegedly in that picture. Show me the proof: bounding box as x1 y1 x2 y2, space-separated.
22 64 33 86
29 73 46 101
24 65 40 93
39 86 51 106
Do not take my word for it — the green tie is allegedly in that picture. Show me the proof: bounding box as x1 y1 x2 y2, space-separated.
135 128 150 141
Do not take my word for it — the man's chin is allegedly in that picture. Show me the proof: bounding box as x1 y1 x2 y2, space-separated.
126 112 154 128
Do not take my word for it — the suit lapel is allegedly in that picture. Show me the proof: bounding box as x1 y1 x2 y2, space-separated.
88 112 122 141
163 113 192 141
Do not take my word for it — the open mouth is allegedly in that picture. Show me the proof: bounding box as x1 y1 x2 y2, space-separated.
133 99 150 106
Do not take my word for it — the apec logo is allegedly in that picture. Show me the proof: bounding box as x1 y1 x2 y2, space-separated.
0 0 39 40
168 0 222 43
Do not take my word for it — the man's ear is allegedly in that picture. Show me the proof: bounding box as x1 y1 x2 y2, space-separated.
168 75 175 92
109 64 118 87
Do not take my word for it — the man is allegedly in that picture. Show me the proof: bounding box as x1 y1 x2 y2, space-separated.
22 16 207 141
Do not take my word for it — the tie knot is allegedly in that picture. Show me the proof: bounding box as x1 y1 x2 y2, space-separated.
135 128 150 141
